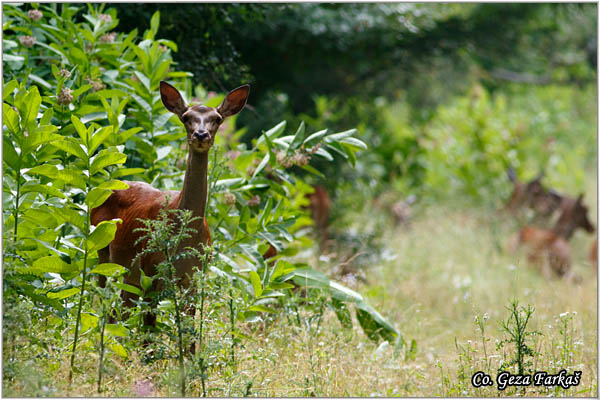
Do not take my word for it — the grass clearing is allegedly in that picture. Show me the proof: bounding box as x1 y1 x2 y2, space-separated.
4 179 596 396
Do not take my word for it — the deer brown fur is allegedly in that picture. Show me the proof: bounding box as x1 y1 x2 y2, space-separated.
91 81 249 316
511 193 595 278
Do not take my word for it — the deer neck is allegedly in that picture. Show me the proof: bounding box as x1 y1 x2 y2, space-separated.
178 150 209 218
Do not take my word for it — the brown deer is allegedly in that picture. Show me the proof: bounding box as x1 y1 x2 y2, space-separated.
505 167 562 218
589 239 598 268
307 184 330 249
511 193 595 278
91 81 250 326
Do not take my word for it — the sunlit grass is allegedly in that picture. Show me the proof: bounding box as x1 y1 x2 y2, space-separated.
4 174 597 397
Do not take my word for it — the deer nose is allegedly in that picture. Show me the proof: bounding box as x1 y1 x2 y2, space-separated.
193 130 210 141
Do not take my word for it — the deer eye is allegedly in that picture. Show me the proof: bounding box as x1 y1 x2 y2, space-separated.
216 116 223 124
182 115 189 123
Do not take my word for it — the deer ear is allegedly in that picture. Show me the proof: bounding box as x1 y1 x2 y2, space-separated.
160 81 187 116
218 85 250 118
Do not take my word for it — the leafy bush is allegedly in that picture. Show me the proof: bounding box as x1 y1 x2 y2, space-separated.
3 3 402 393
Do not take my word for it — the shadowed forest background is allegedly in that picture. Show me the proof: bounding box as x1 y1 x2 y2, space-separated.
2 3 597 397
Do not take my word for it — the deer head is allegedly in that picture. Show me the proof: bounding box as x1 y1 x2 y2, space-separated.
555 193 595 238
160 81 250 153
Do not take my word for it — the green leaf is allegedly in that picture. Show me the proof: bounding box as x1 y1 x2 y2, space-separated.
88 220 118 253
109 343 128 358
86 187 113 209
23 127 61 152
72 84 93 100
249 270 262 297
331 298 353 329
22 86 41 130
325 129 358 142
71 115 89 147
355 302 399 343
47 287 79 300
287 121 306 154
98 180 129 190
3 138 19 170
50 137 87 160
256 121 286 147
247 305 276 313
149 11 160 39
3 103 20 134
90 150 126 175
3 80 18 100
114 282 142 296
28 74 52 90
111 168 145 179
105 323 130 337
292 267 329 289
91 263 127 277
31 255 77 274
20 183 66 199
339 137 367 150
81 312 99 332
88 126 114 154
140 269 153 291
303 129 328 147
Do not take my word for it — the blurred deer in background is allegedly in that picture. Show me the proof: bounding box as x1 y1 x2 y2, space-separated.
307 184 331 250
91 81 250 328
510 193 595 279
505 167 562 219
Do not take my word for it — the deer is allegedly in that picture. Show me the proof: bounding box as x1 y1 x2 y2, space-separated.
505 167 562 219
91 81 250 328
509 193 595 279
306 184 330 250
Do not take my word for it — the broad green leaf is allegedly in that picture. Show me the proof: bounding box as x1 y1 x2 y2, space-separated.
3 138 19 170
28 74 52 90
81 312 99 332
71 115 89 146
47 287 79 300
355 302 399 343
105 323 130 337
291 267 329 289
88 220 118 252
91 263 127 276
31 255 77 274
22 86 41 129
3 103 20 134
331 298 353 329
88 126 114 154
54 206 86 231
109 343 128 358
86 187 113 209
111 168 145 179
90 150 126 175
40 107 54 126
3 80 18 100
50 137 87 160
114 282 141 296
97 180 129 190
247 305 276 313
21 183 65 199
249 270 262 297
23 128 61 152
72 84 93 100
